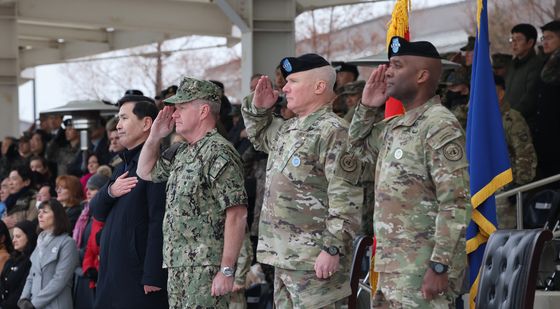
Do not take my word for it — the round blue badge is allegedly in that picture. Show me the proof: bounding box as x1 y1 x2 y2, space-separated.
282 59 293 73
291 156 301 167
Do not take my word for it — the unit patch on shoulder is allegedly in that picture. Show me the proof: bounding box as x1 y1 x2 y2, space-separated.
340 153 358 172
209 154 230 181
443 142 463 161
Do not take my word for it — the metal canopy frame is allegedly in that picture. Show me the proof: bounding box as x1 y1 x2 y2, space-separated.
2 0 384 71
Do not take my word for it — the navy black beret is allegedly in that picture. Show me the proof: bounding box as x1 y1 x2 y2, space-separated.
388 36 442 60
280 53 330 78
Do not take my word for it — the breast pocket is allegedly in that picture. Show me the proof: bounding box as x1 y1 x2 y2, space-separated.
174 171 206 216
280 142 317 185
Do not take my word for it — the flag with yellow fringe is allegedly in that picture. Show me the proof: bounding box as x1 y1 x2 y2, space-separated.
466 0 513 308
383 0 409 118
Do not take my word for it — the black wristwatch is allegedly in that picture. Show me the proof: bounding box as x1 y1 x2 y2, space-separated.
323 245 340 256
429 261 449 275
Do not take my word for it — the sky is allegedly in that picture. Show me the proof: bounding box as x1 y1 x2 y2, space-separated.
17 0 465 124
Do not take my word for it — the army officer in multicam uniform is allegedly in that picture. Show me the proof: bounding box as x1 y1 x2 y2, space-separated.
137 77 248 309
348 37 471 308
241 54 363 309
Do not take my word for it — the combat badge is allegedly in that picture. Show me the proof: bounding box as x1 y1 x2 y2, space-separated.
443 142 463 161
340 153 358 172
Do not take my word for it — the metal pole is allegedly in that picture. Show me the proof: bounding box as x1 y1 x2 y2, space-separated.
32 79 37 123
516 191 523 230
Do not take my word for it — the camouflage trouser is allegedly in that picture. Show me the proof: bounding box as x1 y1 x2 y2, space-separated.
167 266 228 309
373 272 458 309
228 289 246 309
496 196 517 229
274 268 350 309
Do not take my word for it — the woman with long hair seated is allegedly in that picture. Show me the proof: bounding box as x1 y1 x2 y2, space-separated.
18 199 78 309
55 175 83 231
0 220 37 309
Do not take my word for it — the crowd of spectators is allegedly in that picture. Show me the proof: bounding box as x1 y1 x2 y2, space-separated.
0 18 556 309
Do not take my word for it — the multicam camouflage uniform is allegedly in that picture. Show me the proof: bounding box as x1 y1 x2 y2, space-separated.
151 129 248 309
348 96 471 308
229 234 253 309
241 95 364 309
496 101 537 229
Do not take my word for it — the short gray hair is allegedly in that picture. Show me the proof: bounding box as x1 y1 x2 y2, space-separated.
313 66 337 91
195 99 221 119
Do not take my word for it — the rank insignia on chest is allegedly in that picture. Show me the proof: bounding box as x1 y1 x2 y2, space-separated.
292 156 301 167
394 148 403 160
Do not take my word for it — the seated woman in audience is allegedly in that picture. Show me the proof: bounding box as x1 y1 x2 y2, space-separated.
0 220 37 309
55 175 83 231
73 172 108 260
18 199 78 309
73 172 109 308
2 167 36 230
0 221 13 272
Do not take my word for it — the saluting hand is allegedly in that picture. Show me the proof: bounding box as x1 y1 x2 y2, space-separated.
108 171 138 198
362 64 388 108
150 106 175 140
252 76 279 109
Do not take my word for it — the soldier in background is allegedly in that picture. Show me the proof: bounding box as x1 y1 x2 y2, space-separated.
331 61 359 90
494 75 537 228
492 53 513 79
242 54 363 308
460 36 475 78
348 37 470 307
338 80 366 123
441 68 470 130
137 77 247 308
338 79 382 237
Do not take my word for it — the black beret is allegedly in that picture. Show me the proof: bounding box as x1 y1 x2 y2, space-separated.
280 53 330 78
388 36 442 60
331 61 359 77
